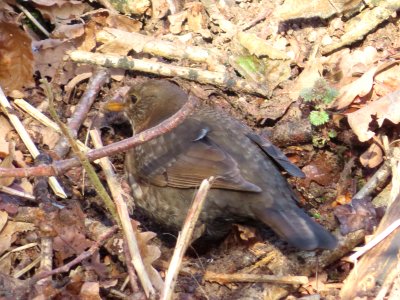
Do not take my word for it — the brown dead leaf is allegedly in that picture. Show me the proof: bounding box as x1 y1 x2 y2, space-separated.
235 224 257 241
338 46 379 79
334 198 379 235
107 0 150 15
33 39 93 84
0 211 7 232
41 126 61 150
0 220 35 256
360 142 383 168
133 221 163 290
186 2 210 38
347 89 400 142
374 63 400 94
0 153 15 187
276 0 364 21
333 65 378 110
34 1 90 24
168 11 188 35
79 20 97 52
52 205 94 262
0 22 34 94
79 281 101 300
333 60 399 109
237 32 289 60
151 0 169 19
0 116 13 157
106 15 142 33
52 23 85 40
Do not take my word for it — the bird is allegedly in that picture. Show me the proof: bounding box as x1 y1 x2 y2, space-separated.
112 80 337 250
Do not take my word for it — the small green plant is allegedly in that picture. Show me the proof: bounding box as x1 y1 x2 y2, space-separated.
300 79 338 127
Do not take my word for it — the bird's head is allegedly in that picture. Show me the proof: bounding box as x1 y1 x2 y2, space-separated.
106 80 188 133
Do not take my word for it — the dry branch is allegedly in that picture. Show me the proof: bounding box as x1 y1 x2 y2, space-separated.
68 50 269 96
161 177 213 300
0 94 198 179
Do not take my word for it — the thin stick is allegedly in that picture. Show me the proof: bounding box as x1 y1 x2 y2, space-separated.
0 186 35 200
15 3 50 37
90 128 156 296
0 86 66 198
348 219 400 263
161 177 213 300
0 93 198 179
54 68 109 158
13 98 93 156
30 226 118 283
204 271 308 285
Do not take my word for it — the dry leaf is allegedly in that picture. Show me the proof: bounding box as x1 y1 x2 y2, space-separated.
0 211 8 232
52 23 85 40
0 22 34 94
106 15 142 33
338 46 379 79
151 0 169 19
333 66 378 110
347 89 400 142
0 221 35 256
107 0 150 15
168 11 188 35
41 127 60 149
237 32 289 60
0 116 13 157
80 282 101 300
276 0 364 21
0 153 15 187
34 1 90 24
360 142 383 168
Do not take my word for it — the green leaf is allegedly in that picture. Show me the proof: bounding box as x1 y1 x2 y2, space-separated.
300 87 315 102
309 110 329 126
322 87 339 104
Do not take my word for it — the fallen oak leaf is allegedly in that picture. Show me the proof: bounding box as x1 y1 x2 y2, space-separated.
333 60 399 110
347 89 400 142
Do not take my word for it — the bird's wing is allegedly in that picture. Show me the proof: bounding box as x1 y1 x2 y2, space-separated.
145 132 262 192
246 133 305 178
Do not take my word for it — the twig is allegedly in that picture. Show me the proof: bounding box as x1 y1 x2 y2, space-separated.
122 237 140 293
13 98 94 156
43 79 120 223
0 243 38 263
348 218 400 263
90 128 156 296
35 237 53 286
204 271 308 285
54 68 110 158
15 3 50 37
200 0 237 34
161 177 213 300
30 225 118 283
0 186 35 200
240 9 272 31
97 28 226 71
13 256 41 279
353 160 391 200
0 86 66 198
68 50 269 96
0 93 198 178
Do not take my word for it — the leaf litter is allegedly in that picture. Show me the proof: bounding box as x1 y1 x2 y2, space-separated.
0 0 399 298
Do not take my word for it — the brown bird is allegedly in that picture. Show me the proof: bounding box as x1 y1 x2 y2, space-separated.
116 80 337 250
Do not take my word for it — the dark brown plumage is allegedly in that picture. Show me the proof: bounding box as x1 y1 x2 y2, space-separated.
122 80 337 250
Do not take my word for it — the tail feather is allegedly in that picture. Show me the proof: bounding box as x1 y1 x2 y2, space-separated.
255 207 337 250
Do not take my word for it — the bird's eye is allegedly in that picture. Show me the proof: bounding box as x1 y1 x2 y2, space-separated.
129 94 138 104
